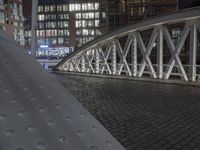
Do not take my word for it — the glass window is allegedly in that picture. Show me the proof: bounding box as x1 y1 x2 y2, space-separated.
0 12 5 24
63 21 68 27
58 38 64 44
88 20 94 27
70 4 81 11
57 5 62 11
75 13 81 19
95 3 99 10
63 4 69 11
38 6 44 12
75 21 82 28
95 12 99 18
45 5 49 12
87 3 94 10
95 20 99 27
50 5 56 12
38 15 44 21
63 14 69 19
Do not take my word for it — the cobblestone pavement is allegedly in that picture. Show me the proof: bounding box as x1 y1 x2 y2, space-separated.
54 73 200 150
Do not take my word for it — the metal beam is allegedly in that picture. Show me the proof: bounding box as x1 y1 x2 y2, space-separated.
189 23 197 81
157 26 164 79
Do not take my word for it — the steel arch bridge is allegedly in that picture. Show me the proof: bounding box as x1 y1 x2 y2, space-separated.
56 7 200 82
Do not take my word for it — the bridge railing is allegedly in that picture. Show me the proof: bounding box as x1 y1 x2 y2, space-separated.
56 7 200 82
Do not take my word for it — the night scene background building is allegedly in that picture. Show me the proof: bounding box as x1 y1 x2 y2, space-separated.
0 0 199 58
0 0 24 45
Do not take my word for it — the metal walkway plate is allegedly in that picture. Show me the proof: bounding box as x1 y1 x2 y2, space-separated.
0 31 125 150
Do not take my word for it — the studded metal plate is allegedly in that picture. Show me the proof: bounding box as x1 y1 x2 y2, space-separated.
0 31 125 150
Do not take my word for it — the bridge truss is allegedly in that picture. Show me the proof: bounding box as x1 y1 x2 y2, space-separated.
56 7 200 82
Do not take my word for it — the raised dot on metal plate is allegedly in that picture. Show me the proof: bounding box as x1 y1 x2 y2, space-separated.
90 145 98 150
47 94 52 98
36 141 46 149
38 106 45 112
25 124 35 132
0 78 3 83
22 87 28 91
55 104 62 109
0 114 7 120
39 85 44 89
79 113 86 117
5 129 15 136
16 148 24 150
30 96 36 101
11 98 16 103
105 140 112 146
65 116 71 121
4 88 9 93
76 129 83 135
91 125 97 131
58 135 66 142
17 78 21 82
18 110 25 117
68 101 73 105
47 120 55 126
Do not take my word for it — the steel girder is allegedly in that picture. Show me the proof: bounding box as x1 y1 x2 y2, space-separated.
56 7 200 82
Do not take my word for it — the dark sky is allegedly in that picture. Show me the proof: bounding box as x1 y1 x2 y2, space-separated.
179 0 193 9
22 0 195 17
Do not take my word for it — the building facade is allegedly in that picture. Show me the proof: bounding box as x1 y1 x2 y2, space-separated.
23 0 103 58
25 0 199 58
101 0 178 32
0 0 24 45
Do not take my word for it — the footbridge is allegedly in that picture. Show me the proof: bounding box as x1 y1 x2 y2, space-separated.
55 7 200 82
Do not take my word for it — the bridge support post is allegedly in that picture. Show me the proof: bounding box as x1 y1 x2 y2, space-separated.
81 54 86 72
112 40 117 75
132 34 137 77
157 27 163 79
189 23 197 81
95 47 100 74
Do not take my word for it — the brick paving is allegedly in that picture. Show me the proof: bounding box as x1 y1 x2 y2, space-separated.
54 73 200 150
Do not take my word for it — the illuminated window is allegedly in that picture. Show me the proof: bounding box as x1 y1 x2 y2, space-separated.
87 3 94 10
95 3 99 10
76 21 82 28
95 20 99 27
63 14 69 19
63 5 69 11
70 4 81 11
63 21 68 27
45 5 49 12
50 5 56 12
102 12 106 18
88 20 94 27
95 12 99 18
75 13 81 19
58 38 64 44
38 15 44 21
38 6 44 12
63 30 69 36
57 5 62 11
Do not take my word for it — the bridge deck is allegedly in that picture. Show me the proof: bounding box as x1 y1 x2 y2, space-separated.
55 73 200 150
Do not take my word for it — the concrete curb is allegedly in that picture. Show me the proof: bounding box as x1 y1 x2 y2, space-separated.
52 71 200 88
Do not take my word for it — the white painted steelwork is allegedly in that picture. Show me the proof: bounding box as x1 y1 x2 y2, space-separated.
56 7 200 82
